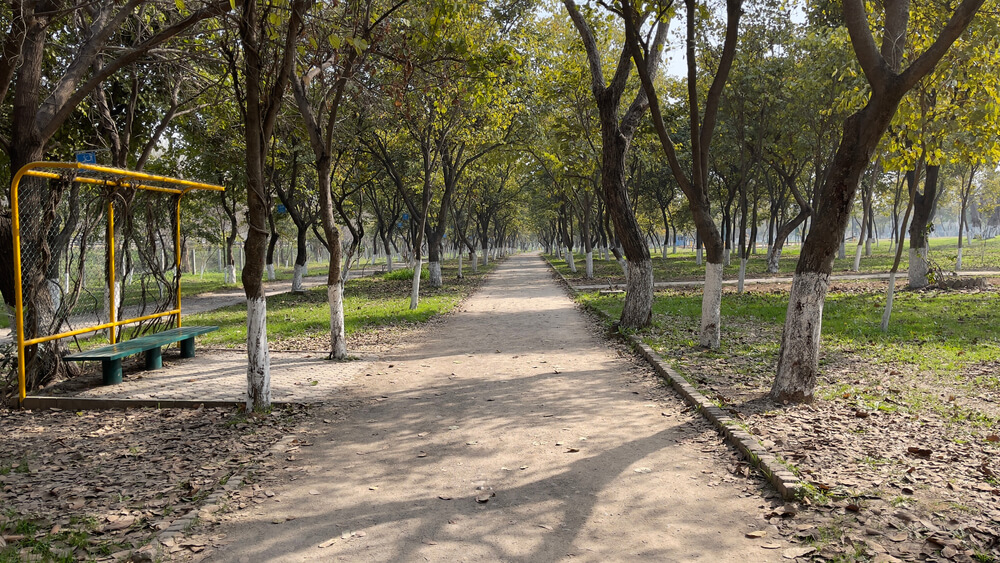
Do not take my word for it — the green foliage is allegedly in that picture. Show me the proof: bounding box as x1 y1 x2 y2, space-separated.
382 267 427 281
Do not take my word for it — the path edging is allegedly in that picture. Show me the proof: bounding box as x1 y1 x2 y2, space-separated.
542 255 803 501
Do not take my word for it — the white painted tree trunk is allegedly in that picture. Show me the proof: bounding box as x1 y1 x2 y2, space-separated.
881 271 898 332
723 248 731 267
410 258 422 310
620 259 653 328
617 259 628 277
483 250 490 266
292 263 306 292
429 261 443 288
226 264 237 285
765 247 781 273
696 248 703 266
245 297 271 411
103 284 122 339
471 252 479 273
772 272 829 402
852 244 863 272
737 258 747 293
865 238 872 256
956 247 963 271
838 240 846 260
386 253 393 273
266 264 276 281
328 284 347 359
907 246 929 288
457 254 464 279
700 263 723 349
566 248 577 273
585 251 593 279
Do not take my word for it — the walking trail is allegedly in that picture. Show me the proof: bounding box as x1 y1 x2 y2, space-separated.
207 254 789 562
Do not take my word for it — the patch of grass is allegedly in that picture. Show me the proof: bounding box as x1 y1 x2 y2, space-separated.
189 259 495 348
382 267 427 281
547 235 1000 283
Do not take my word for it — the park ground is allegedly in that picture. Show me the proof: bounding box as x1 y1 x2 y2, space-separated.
0 249 998 562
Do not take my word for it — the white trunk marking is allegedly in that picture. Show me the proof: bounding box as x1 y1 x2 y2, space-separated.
386 253 393 273
410 258 422 310
226 265 237 285
292 263 306 292
429 261 443 288
245 297 271 411
956 247 963 271
723 248 730 267
907 246 929 288
266 264 276 281
773 272 829 402
618 259 628 277
328 284 347 359
457 254 463 279
737 258 747 293
565 248 576 273
585 251 593 279
700 262 723 349
852 244 863 272
696 248 703 266
471 252 479 273
881 272 898 332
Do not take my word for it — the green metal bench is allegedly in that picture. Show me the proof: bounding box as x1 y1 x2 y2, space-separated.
64 326 218 385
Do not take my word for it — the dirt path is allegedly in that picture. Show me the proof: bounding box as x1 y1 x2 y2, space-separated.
205 254 789 562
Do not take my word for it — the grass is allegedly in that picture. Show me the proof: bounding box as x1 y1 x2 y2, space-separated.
548 235 1000 283
580 284 1000 379
0 511 126 563
187 259 495 348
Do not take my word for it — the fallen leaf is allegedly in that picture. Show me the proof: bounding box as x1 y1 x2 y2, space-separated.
783 546 816 559
318 538 337 548
309 490 320 495
565 448 580 453
746 531 767 538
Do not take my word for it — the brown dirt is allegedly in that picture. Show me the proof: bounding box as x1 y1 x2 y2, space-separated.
194 255 796 562
649 282 1000 561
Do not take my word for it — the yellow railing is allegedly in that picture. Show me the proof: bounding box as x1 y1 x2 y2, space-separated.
11 162 225 404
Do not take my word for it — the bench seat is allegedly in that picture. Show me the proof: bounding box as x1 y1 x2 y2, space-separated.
65 326 218 384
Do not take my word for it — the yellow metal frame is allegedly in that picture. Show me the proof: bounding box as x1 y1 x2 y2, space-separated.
11 162 225 404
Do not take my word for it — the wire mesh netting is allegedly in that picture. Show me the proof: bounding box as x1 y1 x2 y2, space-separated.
16 170 182 348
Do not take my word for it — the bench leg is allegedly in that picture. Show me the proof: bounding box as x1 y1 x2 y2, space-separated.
145 347 162 370
102 359 123 385
180 337 196 358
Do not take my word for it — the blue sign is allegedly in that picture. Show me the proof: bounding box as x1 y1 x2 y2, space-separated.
276 204 287 214
397 222 404 228
75 151 97 164
402 213 409 221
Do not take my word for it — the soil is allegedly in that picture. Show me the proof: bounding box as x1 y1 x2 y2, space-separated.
650 282 1000 561
194 254 796 562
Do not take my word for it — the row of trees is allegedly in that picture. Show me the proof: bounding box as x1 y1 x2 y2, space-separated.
2 0 996 408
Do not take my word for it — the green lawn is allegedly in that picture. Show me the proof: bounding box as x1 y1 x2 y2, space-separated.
549 236 1000 283
187 260 496 349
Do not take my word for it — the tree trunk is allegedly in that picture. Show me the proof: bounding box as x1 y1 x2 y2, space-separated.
907 165 939 289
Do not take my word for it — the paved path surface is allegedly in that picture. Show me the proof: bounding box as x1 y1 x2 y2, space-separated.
207 254 786 562
572 269 1000 291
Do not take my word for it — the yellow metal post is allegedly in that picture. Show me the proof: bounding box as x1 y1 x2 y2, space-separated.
175 196 183 329
107 199 117 345
9 162 224 406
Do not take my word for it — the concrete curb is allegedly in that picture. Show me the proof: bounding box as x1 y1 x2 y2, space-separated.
540 255 803 501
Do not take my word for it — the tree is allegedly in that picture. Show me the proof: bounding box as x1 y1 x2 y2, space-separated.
230 0 307 410
562 0 667 329
771 0 985 403
621 0 742 347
